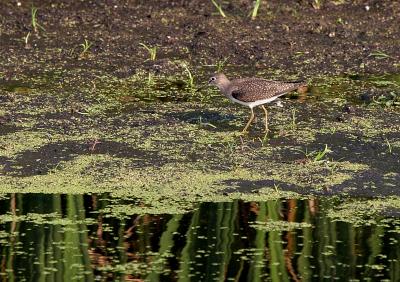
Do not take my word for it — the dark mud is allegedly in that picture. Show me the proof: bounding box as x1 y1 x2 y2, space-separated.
1 140 165 177
0 0 399 79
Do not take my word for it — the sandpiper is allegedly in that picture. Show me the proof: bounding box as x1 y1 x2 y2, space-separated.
208 73 305 133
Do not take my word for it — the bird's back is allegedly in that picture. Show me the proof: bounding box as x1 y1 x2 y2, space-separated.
229 78 304 103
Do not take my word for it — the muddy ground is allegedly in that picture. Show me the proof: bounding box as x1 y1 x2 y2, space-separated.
1 0 400 78
0 0 399 213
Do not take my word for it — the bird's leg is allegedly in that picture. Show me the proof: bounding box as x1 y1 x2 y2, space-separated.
261 105 269 133
242 108 255 133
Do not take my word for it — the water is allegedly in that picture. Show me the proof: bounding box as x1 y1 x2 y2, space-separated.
0 194 399 281
1 73 399 281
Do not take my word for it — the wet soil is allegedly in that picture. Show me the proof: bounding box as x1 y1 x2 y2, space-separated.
0 1 399 203
0 0 399 79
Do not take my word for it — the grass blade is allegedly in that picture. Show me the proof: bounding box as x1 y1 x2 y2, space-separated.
210 0 226 17
251 0 262 20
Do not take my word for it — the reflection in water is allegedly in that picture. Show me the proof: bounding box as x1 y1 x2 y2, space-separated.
0 194 399 281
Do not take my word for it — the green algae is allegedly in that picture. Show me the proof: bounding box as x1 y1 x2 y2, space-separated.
0 155 127 193
327 197 400 226
105 165 276 214
231 188 301 202
0 212 95 226
0 155 369 214
0 71 399 206
327 112 400 139
99 251 173 276
0 130 53 158
255 160 368 191
250 220 312 231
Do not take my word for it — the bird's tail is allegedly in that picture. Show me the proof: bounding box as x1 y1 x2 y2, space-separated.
286 79 307 87
283 79 308 93
291 80 308 93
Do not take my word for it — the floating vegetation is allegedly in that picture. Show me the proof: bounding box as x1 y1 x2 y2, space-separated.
327 197 400 226
100 203 190 217
99 252 173 276
0 212 95 225
250 220 312 231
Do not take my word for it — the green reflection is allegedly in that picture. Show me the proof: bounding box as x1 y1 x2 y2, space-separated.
0 195 399 281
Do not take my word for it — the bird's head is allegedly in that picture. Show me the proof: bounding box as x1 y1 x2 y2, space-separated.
208 73 230 90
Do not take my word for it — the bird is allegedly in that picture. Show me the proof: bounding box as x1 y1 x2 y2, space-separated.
208 73 306 133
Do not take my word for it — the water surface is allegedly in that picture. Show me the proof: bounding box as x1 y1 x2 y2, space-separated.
0 194 399 281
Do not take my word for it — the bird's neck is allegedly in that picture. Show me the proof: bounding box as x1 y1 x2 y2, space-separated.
218 78 231 95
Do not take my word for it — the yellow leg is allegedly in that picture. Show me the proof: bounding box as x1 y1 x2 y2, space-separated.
242 108 255 133
261 105 269 133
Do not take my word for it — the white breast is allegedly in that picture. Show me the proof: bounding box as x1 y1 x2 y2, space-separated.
228 94 283 109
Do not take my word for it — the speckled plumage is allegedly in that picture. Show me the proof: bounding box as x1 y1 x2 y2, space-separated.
208 73 306 133
229 78 303 103
208 73 304 107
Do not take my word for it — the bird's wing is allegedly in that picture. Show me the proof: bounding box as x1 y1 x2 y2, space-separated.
230 79 302 103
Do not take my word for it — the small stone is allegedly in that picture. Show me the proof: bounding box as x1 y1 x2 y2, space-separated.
359 92 372 103
343 105 355 114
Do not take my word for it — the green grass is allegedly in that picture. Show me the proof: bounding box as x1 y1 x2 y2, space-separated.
311 0 322 9
31 6 45 33
368 51 393 60
140 43 157 61
182 64 195 89
295 144 332 163
210 0 226 17
373 92 400 107
313 144 331 162
79 39 92 57
291 108 297 130
203 57 229 72
147 72 154 86
385 138 393 154
251 0 262 20
216 57 229 72
197 116 217 129
257 133 269 147
24 32 31 47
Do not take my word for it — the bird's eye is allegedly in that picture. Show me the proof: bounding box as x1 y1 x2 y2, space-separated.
211 77 216 81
